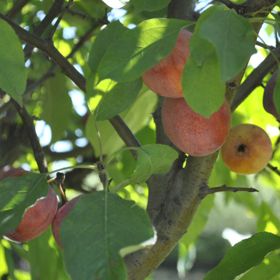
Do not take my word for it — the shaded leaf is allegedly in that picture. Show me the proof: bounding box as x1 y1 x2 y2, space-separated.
85 90 157 156
41 72 73 142
0 19 27 104
131 0 171 12
239 252 280 280
95 79 142 120
195 5 256 81
205 232 280 280
88 21 127 80
28 229 70 280
183 35 225 117
0 173 49 236
61 191 154 280
98 18 189 81
131 144 178 183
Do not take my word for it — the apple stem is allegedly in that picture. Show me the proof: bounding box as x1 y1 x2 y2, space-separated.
199 184 258 198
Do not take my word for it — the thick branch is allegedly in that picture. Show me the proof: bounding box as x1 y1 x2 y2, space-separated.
125 0 275 277
231 47 280 111
126 154 218 279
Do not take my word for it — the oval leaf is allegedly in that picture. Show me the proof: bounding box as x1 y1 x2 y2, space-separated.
95 79 142 121
0 19 27 104
61 191 154 280
0 173 49 236
239 252 280 280
195 5 256 81
97 18 189 82
41 72 73 142
204 232 280 280
183 35 225 117
131 144 178 183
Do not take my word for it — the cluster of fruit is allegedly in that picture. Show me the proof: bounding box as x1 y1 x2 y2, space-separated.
143 29 275 175
1 167 78 246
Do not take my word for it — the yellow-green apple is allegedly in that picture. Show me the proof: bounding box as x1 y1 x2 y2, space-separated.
142 29 192 98
221 124 272 174
162 98 231 156
1 166 58 243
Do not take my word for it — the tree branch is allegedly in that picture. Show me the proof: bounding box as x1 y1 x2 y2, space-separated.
6 0 28 18
231 46 280 111
23 0 65 58
25 21 101 95
11 100 48 173
0 13 140 160
267 163 280 176
125 0 275 277
200 184 258 198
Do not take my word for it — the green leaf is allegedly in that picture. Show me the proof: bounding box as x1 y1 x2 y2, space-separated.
76 0 106 19
195 5 256 81
41 72 73 142
239 252 280 280
28 229 70 280
61 191 154 280
183 36 225 117
0 173 49 236
85 89 157 156
179 195 214 250
0 242 8 275
131 0 171 12
95 79 142 121
131 144 178 183
88 21 127 80
204 232 280 280
0 18 27 104
98 18 189 82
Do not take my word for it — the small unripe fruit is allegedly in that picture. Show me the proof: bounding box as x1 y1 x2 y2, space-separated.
142 29 192 98
52 196 81 247
1 167 58 243
263 71 280 121
162 98 231 156
221 124 272 174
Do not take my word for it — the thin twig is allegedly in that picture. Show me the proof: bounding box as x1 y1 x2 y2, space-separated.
25 20 103 95
24 0 65 58
267 163 280 176
110 116 141 158
11 100 48 173
200 184 258 198
5 0 28 18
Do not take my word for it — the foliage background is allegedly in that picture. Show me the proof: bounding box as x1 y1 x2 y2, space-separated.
0 0 280 279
